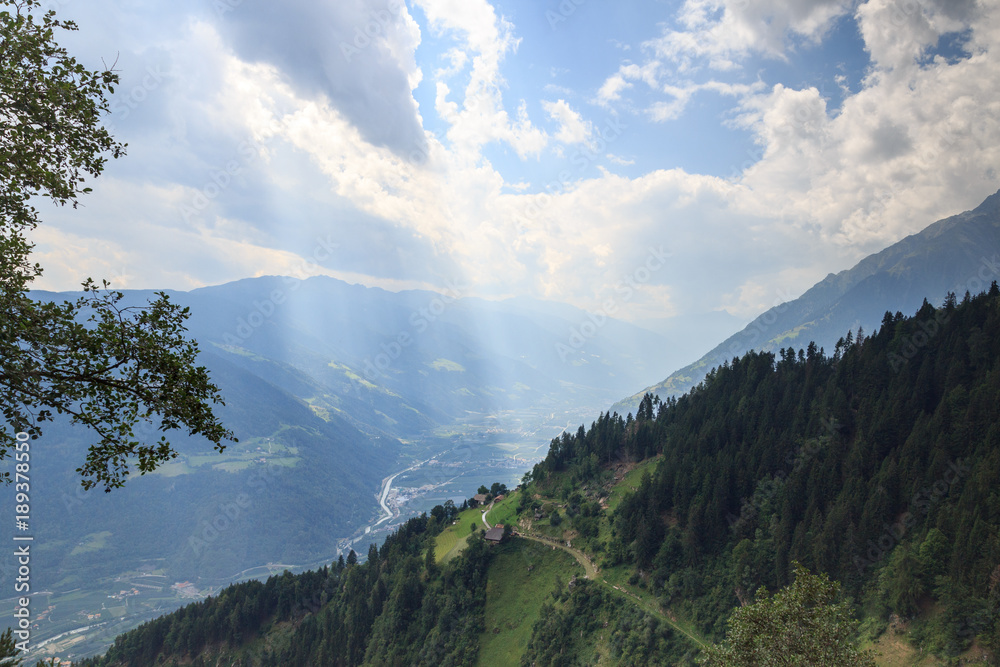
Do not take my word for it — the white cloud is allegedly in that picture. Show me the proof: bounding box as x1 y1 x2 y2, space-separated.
596 70 634 106
596 62 660 108
857 0 973 72
418 0 549 159
435 48 469 79
543 99 592 144
728 1 1000 255
650 80 765 122
653 0 854 70
607 154 636 166
216 0 426 154
597 58 763 121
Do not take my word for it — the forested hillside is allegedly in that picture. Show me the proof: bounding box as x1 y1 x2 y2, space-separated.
77 287 1000 665
530 287 1000 658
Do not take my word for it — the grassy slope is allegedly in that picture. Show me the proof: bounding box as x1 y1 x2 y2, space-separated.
435 505 487 561
485 492 520 527
497 462 955 666
477 539 584 667
605 456 662 512
436 492 523 564
865 633 943 667
123 457 968 666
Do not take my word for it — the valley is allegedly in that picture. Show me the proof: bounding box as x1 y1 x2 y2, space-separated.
1 403 588 662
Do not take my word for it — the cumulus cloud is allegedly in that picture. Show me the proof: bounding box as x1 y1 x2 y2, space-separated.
216 0 426 156
596 71 633 106
419 0 550 159
727 0 1000 255
652 0 854 70
543 99 592 144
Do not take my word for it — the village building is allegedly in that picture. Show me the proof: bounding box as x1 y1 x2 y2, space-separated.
485 524 505 543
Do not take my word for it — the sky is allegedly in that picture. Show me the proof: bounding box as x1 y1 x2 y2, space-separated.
28 0 1000 337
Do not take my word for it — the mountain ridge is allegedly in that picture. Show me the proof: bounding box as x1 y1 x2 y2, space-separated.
613 188 1000 414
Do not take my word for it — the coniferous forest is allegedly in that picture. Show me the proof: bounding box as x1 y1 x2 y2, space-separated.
79 287 1000 665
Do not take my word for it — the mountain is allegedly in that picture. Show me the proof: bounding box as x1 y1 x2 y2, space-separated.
178 276 682 426
2 277 681 659
614 188 1000 413
77 288 1000 666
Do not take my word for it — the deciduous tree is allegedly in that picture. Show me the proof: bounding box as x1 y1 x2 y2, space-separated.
699 563 876 666
0 0 234 490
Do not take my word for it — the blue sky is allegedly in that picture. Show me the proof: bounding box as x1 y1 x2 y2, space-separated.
29 0 1000 345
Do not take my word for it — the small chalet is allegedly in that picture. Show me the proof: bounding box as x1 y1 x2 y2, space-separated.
473 493 489 505
485 524 505 543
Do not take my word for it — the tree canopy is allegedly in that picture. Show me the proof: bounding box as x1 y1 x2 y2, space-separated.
0 0 234 490
699 564 877 666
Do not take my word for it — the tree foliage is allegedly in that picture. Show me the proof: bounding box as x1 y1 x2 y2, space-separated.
699 564 877 666
80 512 494 666
0 627 24 665
0 0 234 490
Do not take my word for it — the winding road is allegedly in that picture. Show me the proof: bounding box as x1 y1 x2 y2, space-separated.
371 454 439 530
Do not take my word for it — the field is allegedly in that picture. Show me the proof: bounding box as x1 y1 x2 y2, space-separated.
485 491 520 527
434 506 487 562
477 539 583 667
149 437 301 478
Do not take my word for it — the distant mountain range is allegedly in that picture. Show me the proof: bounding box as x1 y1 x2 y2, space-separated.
2 276 685 656
172 276 686 433
614 188 1000 414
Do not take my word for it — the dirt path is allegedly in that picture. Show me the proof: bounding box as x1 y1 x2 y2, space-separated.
601 579 708 650
517 532 598 579
514 532 707 651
